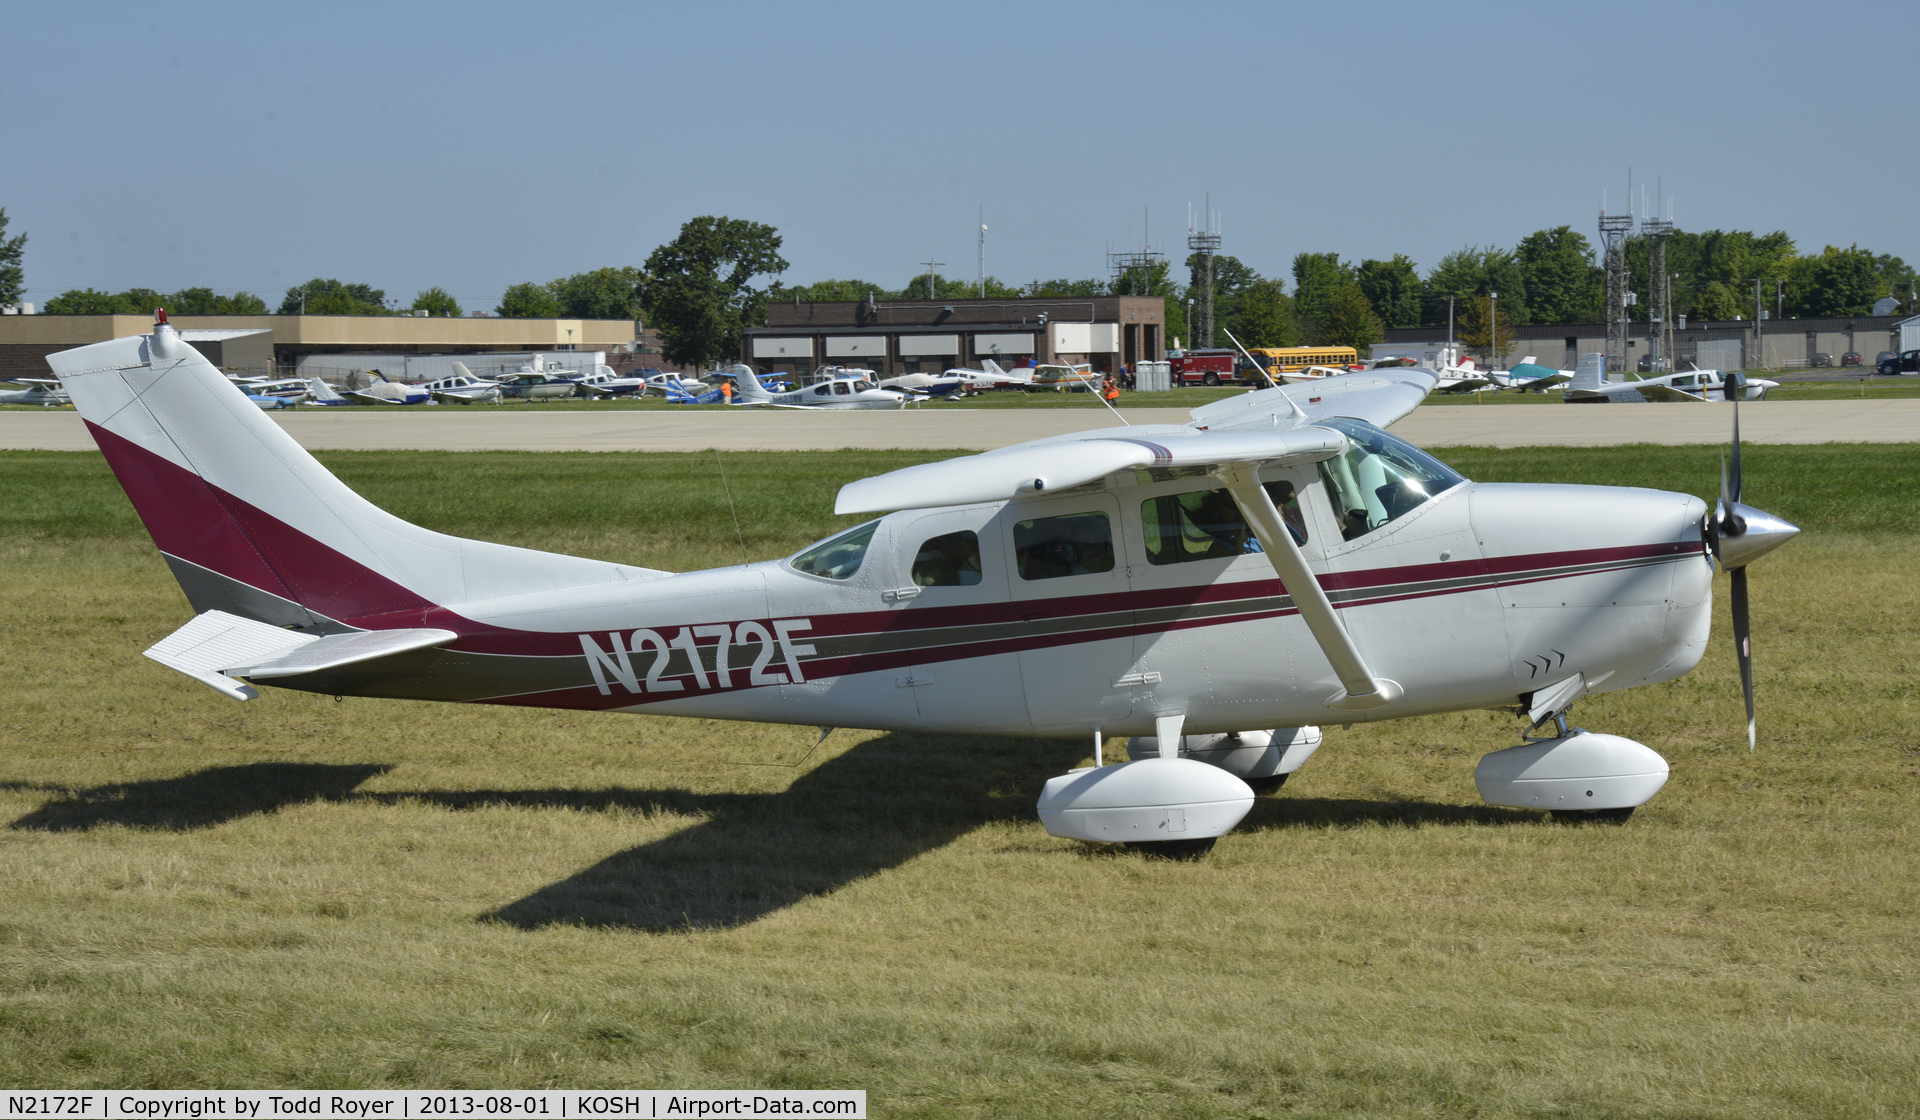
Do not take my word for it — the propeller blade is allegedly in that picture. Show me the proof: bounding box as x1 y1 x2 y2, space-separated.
1729 395 1743 505
1731 565 1755 750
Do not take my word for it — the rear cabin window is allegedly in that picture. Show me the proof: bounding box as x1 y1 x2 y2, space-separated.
1141 483 1306 566
910 530 983 586
1316 418 1465 541
790 521 878 579
1013 512 1114 580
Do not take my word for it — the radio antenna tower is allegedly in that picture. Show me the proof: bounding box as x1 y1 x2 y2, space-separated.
1599 186 1635 376
1641 180 1674 372
1187 195 1222 347
1108 206 1164 297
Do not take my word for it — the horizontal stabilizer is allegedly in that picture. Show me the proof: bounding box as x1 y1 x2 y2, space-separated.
145 610 317 700
230 626 458 678
145 610 457 699
835 425 1346 514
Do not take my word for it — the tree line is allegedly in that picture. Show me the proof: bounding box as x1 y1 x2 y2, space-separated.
14 203 1918 367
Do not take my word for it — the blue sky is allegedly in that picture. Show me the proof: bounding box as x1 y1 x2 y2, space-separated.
5 0 1914 311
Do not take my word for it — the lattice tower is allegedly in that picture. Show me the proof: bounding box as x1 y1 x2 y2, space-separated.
1186 229 1221 348
1108 249 1164 298
1600 210 1635 373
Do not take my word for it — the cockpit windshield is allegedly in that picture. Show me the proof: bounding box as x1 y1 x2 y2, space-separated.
790 521 878 579
1316 418 1465 540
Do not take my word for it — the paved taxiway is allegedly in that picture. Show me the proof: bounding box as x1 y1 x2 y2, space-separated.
2 399 1914 453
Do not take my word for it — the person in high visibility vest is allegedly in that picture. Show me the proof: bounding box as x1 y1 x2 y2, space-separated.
1102 376 1121 402
721 378 734 402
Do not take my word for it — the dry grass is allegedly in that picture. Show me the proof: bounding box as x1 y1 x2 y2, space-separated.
0 448 1914 1117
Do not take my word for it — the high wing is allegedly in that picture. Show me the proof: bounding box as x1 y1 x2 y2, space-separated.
836 368 1433 515
1565 381 1706 403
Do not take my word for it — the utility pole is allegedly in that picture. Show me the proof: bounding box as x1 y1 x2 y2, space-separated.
1776 277 1784 320
1489 292 1499 366
922 257 945 299
1750 279 1763 370
977 209 986 299
1447 295 1455 359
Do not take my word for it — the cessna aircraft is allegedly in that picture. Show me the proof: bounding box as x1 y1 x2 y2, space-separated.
47 315 1798 857
0 377 70 406
1490 358 1572 392
344 372 433 406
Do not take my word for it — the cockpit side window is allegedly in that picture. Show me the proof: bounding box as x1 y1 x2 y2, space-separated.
911 531 983 586
813 385 832 397
790 521 878 579
1014 512 1114 580
1141 482 1305 566
1316 418 1466 541
834 382 850 395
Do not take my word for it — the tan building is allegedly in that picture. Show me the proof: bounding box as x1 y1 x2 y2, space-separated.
0 313 646 380
743 295 1167 378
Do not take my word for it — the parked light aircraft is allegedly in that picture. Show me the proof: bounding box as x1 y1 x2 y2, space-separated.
344 373 433 406
0 377 70 406
880 359 1035 398
1431 358 1493 393
1566 366 1778 403
1490 358 1572 391
641 370 709 397
48 318 1799 858
571 366 647 397
732 365 912 410
425 365 503 404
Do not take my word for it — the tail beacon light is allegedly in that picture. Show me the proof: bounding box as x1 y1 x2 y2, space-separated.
1037 758 1255 844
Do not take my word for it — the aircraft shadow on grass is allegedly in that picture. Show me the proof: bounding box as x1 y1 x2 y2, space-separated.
5 740 1540 933
5 762 394 832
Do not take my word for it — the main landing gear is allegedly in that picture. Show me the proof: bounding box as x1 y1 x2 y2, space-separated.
1473 713 1669 821
1034 725 1323 858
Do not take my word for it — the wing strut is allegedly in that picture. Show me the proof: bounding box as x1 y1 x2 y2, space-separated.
1212 462 1401 710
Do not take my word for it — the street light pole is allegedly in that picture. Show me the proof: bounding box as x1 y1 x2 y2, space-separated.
1489 292 1498 367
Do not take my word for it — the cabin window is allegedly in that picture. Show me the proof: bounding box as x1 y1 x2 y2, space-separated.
790 521 879 580
1316 418 1465 541
814 385 832 397
1013 512 1114 580
834 382 851 395
1141 482 1305 565
911 531 983 587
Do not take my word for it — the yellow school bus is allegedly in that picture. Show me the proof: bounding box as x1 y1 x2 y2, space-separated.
1244 346 1361 381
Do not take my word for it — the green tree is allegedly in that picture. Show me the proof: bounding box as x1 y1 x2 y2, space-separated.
1356 254 1423 328
1457 294 1514 361
1023 277 1109 298
779 278 892 302
1786 245 1884 317
168 287 267 315
551 267 642 319
0 208 25 307
1226 277 1300 349
1290 252 1354 342
280 279 388 315
1425 247 1527 325
639 216 788 367
1516 227 1602 323
409 287 462 317
1320 284 1385 350
496 282 565 318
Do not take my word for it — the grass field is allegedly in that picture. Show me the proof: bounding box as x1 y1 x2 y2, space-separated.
1 444 1915 1116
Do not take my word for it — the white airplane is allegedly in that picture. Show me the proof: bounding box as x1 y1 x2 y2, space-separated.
0 377 70 406
303 378 352 407
46 318 1799 858
880 359 1035 399
571 366 647 398
1431 357 1493 394
344 372 433 406
1565 365 1778 403
424 365 503 404
640 370 709 397
731 365 912 410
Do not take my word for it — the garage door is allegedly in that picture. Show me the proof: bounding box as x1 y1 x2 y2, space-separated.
825 337 888 358
972 332 1035 355
898 335 959 356
751 337 813 359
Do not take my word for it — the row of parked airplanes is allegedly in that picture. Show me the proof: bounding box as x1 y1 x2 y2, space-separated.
2 346 1777 412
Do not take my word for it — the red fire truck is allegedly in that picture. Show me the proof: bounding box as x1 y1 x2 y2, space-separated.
1167 349 1249 386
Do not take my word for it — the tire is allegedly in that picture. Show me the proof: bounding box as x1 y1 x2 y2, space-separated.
1124 837 1218 860
1552 806 1635 824
1202 372 1221 386
1246 774 1289 795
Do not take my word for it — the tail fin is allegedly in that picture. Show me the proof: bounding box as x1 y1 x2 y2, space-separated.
449 360 475 379
728 363 773 401
49 325 664 630
306 377 346 403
